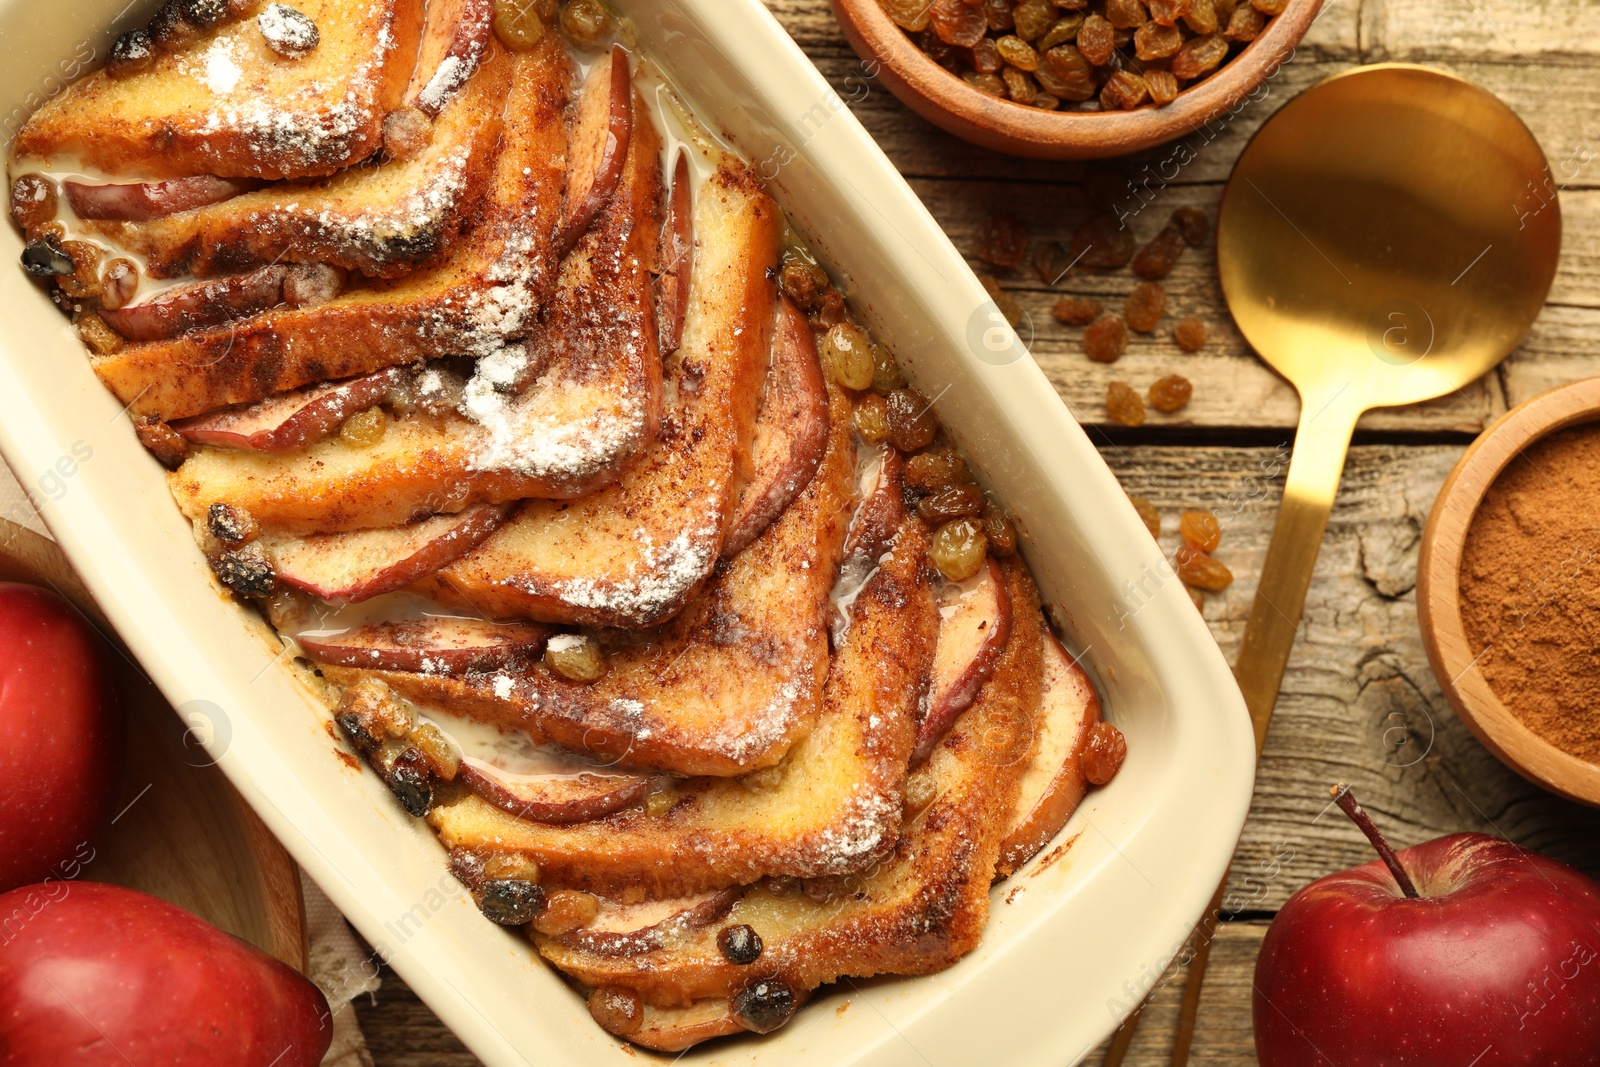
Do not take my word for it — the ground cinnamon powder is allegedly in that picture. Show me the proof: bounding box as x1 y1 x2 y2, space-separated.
1459 423 1600 763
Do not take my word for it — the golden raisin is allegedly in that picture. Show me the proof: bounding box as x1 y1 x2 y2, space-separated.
1083 314 1129 363
534 890 600 936
1135 20 1183 59
1148 373 1193 413
1101 70 1150 111
1069 213 1135 271
780 255 829 310
1173 316 1208 352
1224 2 1265 40
906 448 967 491
1082 721 1128 785
545 633 606 682
964 71 1006 96
1253 0 1287 12
1012 0 1057 39
882 0 933 31
996 34 1040 71
588 988 643 1036
1171 33 1229 79
74 311 123 356
1148 0 1191 23
1076 14 1116 65
1175 544 1233 591
971 36 1002 73
822 323 876 391
339 406 388 448
930 0 986 46
917 482 986 524
982 504 1018 555
1106 380 1145 427
1002 67 1039 103
10 174 56 234
974 211 1029 270
1132 222 1186 280
493 0 546 49
382 107 434 161
644 789 675 817
483 853 540 882
1123 281 1166 333
1053 296 1103 326
100 258 140 311
930 518 988 582
1171 206 1211 246
1183 0 1219 33
813 288 847 328
983 0 1015 32
1179 508 1221 552
1129 495 1160 539
1039 45 1097 101
135 417 188 470
1107 0 1150 27
1147 70 1181 104
1038 14 1087 51
980 274 1023 327
854 393 892 443
558 0 611 48
57 241 102 299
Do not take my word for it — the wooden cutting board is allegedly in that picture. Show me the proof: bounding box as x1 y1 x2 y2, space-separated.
0 517 307 971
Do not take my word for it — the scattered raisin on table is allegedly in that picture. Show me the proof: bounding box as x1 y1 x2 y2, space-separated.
1179 508 1221 552
1123 281 1166 333
975 211 1030 269
1132 222 1187 280
1171 206 1211 245
1147 373 1193 413
1175 543 1233 591
1173 316 1208 352
1082 721 1128 785
1054 296 1103 326
1083 314 1129 363
1033 240 1074 284
1070 213 1135 271
980 275 1024 327
1129 494 1161 539
1106 380 1145 426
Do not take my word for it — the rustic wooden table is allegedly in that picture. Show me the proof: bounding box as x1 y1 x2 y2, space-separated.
357 1 1600 1062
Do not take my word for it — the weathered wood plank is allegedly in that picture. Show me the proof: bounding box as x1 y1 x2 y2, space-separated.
1101 444 1600 916
1366 0 1600 63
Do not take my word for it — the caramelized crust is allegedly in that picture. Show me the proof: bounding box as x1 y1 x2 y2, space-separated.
164 79 664 534
14 0 423 180
80 43 514 279
536 562 1046 1012
329 386 856 777
408 514 937 899
418 161 780 627
90 36 575 422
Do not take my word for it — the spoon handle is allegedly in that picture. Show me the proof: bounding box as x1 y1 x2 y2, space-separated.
1234 396 1361 750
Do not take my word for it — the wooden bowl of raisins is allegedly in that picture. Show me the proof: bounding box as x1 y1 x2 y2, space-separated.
833 0 1322 158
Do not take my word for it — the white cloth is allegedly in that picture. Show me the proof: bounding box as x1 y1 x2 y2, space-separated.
1 460 380 1065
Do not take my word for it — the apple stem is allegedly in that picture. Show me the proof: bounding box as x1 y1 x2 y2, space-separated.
1331 783 1420 899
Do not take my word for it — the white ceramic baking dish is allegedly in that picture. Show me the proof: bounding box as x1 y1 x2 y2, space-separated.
0 2 1256 1063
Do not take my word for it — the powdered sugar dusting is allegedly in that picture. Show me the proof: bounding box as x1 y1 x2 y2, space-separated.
203 39 243 95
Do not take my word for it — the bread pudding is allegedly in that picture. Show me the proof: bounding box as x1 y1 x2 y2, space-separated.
8 0 1126 1049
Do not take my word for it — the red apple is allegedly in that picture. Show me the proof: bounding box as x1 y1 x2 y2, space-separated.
173 367 403 453
0 583 120 894
0 881 331 1065
913 555 1012 765
64 176 256 221
1255 786 1600 1067
556 44 633 257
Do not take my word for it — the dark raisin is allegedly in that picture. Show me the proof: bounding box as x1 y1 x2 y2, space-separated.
731 978 799 1035
983 0 1015 32
135 417 190 470
981 504 1018 555
905 449 968 491
1173 316 1208 352
1148 0 1191 23
1175 543 1234 590
886 389 939 452
1171 206 1211 246
980 274 1023 327
1171 33 1228 79
1032 240 1072 285
1053 296 1103 326
386 750 434 817
205 502 259 548
1180 508 1221 551
917 482 987 524
1076 14 1116 65
813 288 846 328
1225 2 1265 40
211 542 276 597
718 924 764 965
1148 373 1193 413
1147 69 1181 104
149 1 199 49
1068 213 1135 271
974 211 1029 270
258 3 321 57
1082 721 1128 785
1106 380 1145 426
107 29 155 77
1001 66 1039 102
1135 21 1183 59
10 175 57 234
970 36 1002 73
589 988 643 1036
1132 223 1186 279
478 879 546 925
1123 281 1166 333
336 710 380 754
21 235 73 278
1083 314 1128 363
182 0 229 27
1105 0 1149 28
919 26 962 68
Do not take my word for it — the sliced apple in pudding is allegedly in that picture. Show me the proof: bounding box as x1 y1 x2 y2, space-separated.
992 629 1100 880
405 0 495 116
64 176 259 222
101 266 294 343
550 887 744 955
556 44 633 256
417 158 779 627
296 615 550 673
457 761 659 826
90 37 574 422
267 503 513 603
912 556 1013 765
656 151 694 356
171 369 405 453
722 295 830 559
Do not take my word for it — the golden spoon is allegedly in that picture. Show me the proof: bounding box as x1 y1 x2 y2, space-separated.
1105 63 1561 1067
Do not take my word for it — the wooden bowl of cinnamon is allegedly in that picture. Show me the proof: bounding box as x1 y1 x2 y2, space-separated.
1419 377 1600 807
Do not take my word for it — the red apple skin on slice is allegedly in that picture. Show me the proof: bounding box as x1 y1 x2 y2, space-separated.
992 629 1100 880
406 0 495 116
299 616 551 674
270 503 513 604
721 295 830 559
657 151 693 356
171 368 403 453
63 176 257 221
556 44 632 256
553 887 744 957
101 266 289 342
459 761 657 826
911 556 1013 765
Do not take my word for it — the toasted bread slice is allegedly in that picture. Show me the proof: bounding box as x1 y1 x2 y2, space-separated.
81 41 513 279
416 162 780 627
163 84 663 534
326 385 856 777
14 0 423 181
91 36 575 422
534 560 1045 1024
401 512 935 899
